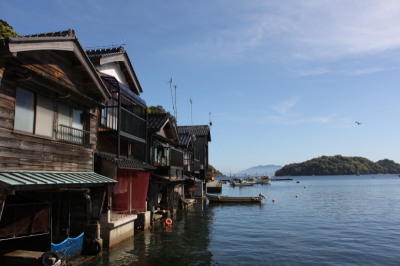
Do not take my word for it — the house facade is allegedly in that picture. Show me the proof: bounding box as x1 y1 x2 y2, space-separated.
147 113 191 214
0 29 213 260
0 30 115 254
178 126 211 180
178 125 211 197
86 47 154 247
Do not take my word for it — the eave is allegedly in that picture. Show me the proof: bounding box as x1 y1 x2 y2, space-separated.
6 37 110 102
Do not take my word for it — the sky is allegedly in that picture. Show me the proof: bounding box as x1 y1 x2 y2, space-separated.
2 0 400 174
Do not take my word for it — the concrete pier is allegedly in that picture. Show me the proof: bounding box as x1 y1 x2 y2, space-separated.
1 250 44 265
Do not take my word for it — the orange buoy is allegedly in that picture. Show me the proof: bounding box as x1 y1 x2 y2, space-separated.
165 218 173 226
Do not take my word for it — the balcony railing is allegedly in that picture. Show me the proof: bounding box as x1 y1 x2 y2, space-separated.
153 147 183 167
57 125 89 145
194 159 200 172
170 148 183 167
100 106 146 140
184 158 192 172
120 108 146 139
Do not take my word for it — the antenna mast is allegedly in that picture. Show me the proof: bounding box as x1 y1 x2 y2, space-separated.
167 78 178 121
174 85 178 121
190 98 193 125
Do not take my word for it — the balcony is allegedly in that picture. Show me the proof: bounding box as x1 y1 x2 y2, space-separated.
100 106 146 142
153 147 183 167
57 125 89 146
170 148 183 167
194 159 200 172
184 158 192 172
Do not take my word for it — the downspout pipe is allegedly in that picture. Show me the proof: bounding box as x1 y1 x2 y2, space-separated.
117 86 121 159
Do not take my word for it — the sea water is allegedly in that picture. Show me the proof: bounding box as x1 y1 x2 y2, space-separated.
79 175 400 265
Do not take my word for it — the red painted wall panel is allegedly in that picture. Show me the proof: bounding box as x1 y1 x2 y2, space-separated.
113 170 150 214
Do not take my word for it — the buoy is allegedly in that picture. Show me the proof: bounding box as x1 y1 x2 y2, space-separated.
272 199 275 203
165 218 173 226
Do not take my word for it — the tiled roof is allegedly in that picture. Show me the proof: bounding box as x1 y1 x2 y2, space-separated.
101 76 147 107
2 29 110 103
95 151 155 170
178 125 210 136
148 113 170 132
178 132 192 146
22 29 76 38
85 45 143 94
2 29 77 44
86 46 125 59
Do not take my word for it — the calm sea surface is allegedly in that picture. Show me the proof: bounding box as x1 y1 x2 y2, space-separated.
78 175 400 265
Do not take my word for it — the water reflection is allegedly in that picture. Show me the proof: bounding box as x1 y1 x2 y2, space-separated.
75 200 214 265
71 175 400 265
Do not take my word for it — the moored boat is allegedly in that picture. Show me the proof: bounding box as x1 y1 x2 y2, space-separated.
231 181 254 187
254 175 272 184
206 193 266 203
230 178 255 186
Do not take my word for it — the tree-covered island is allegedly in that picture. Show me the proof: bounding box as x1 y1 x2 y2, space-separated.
275 155 400 176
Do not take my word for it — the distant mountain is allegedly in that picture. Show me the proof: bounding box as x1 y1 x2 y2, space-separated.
235 165 283 176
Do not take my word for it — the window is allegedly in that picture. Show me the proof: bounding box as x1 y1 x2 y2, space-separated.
14 87 35 133
57 104 85 144
36 94 54 137
15 88 55 137
14 87 86 145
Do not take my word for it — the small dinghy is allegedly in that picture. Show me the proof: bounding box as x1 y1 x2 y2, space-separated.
206 193 267 203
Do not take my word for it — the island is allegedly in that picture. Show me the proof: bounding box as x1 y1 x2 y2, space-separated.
275 155 400 176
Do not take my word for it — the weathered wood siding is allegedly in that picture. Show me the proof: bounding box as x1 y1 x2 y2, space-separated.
16 50 87 98
0 51 98 171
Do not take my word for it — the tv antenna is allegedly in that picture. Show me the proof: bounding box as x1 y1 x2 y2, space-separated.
167 78 178 120
190 98 193 125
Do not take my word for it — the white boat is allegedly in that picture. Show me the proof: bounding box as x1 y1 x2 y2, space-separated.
206 193 267 203
254 176 272 185
231 180 254 187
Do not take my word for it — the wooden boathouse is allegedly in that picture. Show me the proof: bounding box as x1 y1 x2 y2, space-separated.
86 46 155 247
0 28 213 263
0 30 116 260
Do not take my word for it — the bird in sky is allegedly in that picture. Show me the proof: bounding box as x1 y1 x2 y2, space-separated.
355 121 362 125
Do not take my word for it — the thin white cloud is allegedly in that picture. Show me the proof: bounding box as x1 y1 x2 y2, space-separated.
260 113 352 127
271 97 300 115
169 0 400 68
345 67 386 76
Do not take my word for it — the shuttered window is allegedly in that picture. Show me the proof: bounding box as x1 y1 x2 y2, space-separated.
35 94 54 137
14 87 35 133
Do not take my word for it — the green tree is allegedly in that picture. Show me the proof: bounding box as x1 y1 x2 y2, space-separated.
147 105 166 114
0 19 19 37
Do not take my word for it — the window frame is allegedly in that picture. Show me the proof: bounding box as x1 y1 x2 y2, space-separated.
14 87 87 145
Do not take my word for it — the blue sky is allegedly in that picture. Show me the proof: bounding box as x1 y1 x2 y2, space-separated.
3 0 400 174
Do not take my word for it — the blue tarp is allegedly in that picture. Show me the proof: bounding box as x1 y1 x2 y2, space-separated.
51 233 84 258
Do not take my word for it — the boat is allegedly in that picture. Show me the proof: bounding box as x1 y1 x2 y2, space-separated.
231 181 254 187
254 175 272 184
206 193 266 203
230 178 255 186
